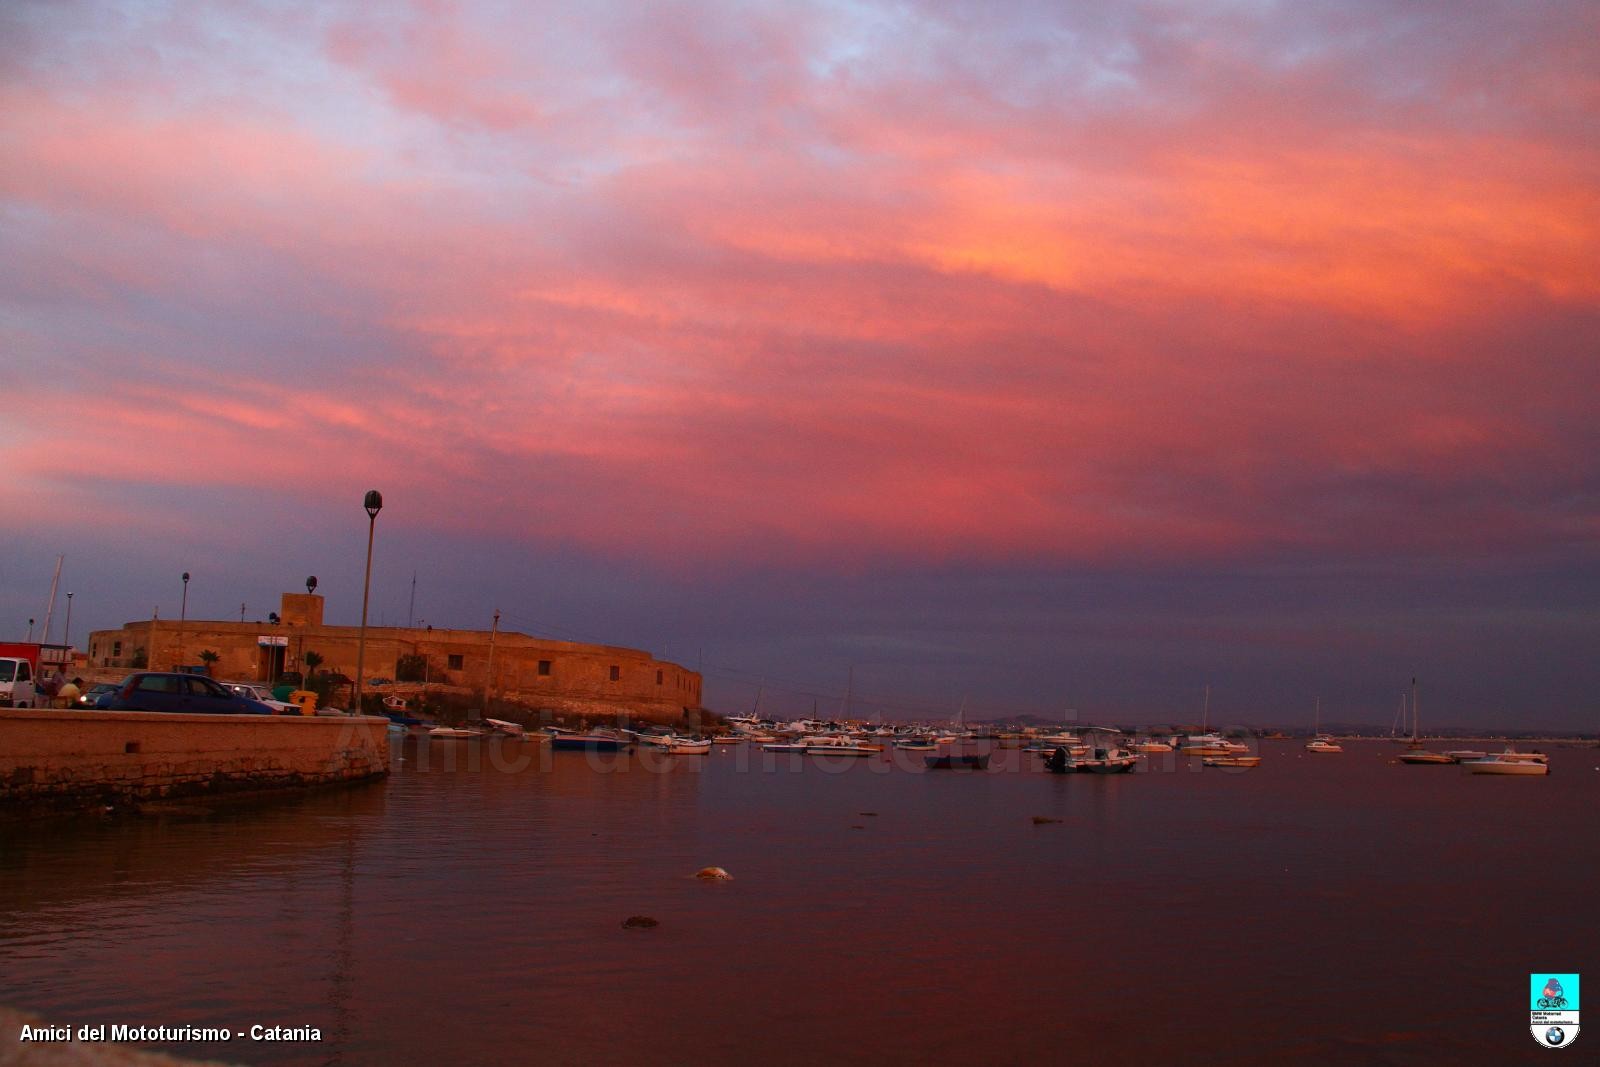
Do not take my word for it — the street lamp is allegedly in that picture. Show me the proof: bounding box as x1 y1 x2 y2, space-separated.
64 592 73 652
177 571 190 670
354 490 382 714
27 618 34 641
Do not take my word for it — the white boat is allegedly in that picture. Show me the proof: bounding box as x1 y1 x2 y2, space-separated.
1305 700 1342 752
660 737 711 755
1443 750 1487 763
1467 753 1549 775
800 735 876 757
484 718 526 739
1133 739 1175 754
1181 733 1232 756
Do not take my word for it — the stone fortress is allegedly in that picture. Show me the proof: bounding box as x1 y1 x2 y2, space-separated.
87 591 702 721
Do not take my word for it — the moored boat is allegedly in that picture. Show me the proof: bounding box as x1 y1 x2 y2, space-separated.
546 727 631 752
1466 752 1549 775
1203 751 1267 767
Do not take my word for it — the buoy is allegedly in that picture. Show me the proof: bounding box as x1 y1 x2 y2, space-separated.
694 866 732 881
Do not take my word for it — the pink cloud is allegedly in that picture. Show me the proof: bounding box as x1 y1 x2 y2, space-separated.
2 1 1596 572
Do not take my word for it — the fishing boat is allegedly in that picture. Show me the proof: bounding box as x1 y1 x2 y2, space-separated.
1396 679 1453 764
1042 727 1140 774
894 736 937 751
546 727 631 752
924 753 990 770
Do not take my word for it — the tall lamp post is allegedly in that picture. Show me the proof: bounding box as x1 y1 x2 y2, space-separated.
353 491 382 715
64 592 73 654
177 571 190 670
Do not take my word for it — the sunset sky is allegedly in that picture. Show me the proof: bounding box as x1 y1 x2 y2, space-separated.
4 1 1597 728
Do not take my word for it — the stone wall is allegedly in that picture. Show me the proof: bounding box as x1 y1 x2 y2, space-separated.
0 710 389 814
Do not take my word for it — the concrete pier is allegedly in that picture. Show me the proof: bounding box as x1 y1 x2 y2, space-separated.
0 710 389 814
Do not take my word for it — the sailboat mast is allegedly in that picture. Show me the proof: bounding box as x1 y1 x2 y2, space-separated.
1411 678 1419 743
1202 684 1211 733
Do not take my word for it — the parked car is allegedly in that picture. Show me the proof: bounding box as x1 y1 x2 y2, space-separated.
75 682 119 708
221 681 300 714
96 673 275 714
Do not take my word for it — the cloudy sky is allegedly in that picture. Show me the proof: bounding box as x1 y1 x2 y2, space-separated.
3 0 1596 728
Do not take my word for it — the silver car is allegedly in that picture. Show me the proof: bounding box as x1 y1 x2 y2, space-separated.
222 681 300 715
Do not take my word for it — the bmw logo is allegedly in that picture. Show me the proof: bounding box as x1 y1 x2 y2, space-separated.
1546 1026 1566 1046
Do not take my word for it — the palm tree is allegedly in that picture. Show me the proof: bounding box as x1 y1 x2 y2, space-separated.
198 649 220 677
302 651 324 683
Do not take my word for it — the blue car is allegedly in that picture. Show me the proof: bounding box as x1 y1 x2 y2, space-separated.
97 672 276 715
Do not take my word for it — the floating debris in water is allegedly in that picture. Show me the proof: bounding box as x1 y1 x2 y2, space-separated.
695 866 732 881
859 812 878 817
621 916 658 929
1031 816 1062 825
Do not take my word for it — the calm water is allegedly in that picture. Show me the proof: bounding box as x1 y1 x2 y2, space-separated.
2 740 1596 1065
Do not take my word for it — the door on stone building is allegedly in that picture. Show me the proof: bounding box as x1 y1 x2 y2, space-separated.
257 638 287 683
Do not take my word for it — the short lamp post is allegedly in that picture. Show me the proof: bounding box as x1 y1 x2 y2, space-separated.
353 491 383 714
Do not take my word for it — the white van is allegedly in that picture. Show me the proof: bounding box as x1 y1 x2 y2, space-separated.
0 657 37 707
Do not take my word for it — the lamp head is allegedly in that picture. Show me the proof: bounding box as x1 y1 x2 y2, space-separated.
182 571 190 584
307 576 318 594
363 490 383 518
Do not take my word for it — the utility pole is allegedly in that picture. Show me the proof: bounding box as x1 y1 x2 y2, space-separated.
407 571 416 629
484 609 500 713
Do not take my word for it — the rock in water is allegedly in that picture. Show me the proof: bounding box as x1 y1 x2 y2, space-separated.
621 916 658 929
695 866 732 881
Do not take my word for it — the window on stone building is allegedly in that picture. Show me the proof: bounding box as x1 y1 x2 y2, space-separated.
656 669 663 685
448 654 464 670
609 665 620 681
538 660 551 676
113 641 122 657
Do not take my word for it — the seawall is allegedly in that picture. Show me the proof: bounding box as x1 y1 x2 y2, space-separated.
0 710 389 814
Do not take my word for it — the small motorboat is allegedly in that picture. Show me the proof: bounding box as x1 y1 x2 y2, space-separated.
1305 736 1343 754
1203 755 1262 768
1397 750 1454 764
1467 753 1549 775
1443 750 1487 763
546 728 631 752
484 718 526 739
924 753 990 770
1133 739 1175 754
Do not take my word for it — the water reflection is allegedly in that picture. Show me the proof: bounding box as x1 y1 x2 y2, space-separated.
0 741 1596 1065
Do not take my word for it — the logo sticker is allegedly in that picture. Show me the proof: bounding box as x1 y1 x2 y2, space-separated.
1530 973 1580 1049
